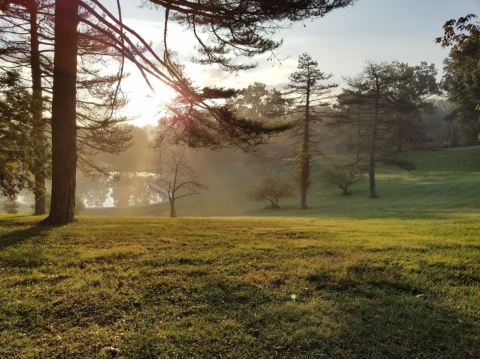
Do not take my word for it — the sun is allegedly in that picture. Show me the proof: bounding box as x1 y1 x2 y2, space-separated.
123 73 179 127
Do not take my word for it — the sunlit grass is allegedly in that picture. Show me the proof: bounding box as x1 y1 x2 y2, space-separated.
0 215 479 357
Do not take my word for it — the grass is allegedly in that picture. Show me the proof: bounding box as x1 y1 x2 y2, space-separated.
1 146 480 357
0 215 479 358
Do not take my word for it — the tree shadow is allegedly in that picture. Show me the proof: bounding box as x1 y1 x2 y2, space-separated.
296 267 480 358
0 219 52 251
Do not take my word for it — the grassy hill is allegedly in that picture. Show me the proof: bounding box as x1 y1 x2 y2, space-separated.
85 146 480 218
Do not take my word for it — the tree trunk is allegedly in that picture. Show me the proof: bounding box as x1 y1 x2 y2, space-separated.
300 80 311 210
355 116 361 162
368 85 379 199
44 0 79 225
29 1 47 215
170 199 175 217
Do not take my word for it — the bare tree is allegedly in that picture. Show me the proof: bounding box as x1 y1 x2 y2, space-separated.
155 150 206 217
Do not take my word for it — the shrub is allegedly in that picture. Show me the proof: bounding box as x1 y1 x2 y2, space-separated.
2 200 19 214
319 161 366 195
247 177 294 209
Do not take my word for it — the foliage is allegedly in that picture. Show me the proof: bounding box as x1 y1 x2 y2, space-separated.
1 199 19 214
74 196 86 215
227 82 288 124
0 71 34 198
438 14 480 145
319 160 366 195
247 176 294 209
110 173 160 208
337 61 438 153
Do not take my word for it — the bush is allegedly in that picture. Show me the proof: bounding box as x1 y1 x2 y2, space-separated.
2 200 19 214
74 196 86 215
247 177 294 209
319 161 366 195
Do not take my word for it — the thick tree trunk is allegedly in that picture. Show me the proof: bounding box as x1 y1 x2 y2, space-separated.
300 80 311 210
44 0 79 225
170 199 175 217
29 1 47 215
368 87 379 199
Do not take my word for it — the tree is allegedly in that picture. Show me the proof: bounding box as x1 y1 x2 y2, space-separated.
333 88 372 161
154 150 206 217
109 172 159 208
0 0 50 214
343 63 397 198
0 0 131 216
46 0 80 224
437 14 480 145
44 0 353 224
227 82 287 123
247 176 293 209
319 160 365 195
285 53 337 209
387 62 438 152
337 61 436 198
0 71 34 199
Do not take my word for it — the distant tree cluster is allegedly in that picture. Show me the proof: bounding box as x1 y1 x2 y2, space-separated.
437 14 480 146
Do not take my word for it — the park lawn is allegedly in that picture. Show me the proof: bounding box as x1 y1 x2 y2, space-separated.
0 215 479 358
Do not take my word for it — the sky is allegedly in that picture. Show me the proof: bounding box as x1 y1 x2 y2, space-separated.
103 0 480 127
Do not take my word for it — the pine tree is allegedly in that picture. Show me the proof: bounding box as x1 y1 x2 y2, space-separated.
286 53 336 209
0 71 34 199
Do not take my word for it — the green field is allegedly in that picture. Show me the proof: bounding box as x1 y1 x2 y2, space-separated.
1 147 480 358
86 146 480 218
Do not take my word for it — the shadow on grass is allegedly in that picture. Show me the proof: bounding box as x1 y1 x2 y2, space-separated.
286 266 480 358
0 219 51 251
134 267 480 357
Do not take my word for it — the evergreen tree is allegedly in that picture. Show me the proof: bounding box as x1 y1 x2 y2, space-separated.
285 53 336 209
0 71 34 198
0 0 131 217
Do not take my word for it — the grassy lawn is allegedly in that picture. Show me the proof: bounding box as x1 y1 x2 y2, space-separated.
1 215 479 358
